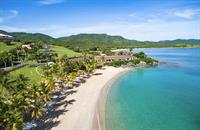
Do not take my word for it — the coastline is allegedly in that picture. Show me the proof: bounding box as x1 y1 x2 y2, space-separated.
133 47 200 49
52 66 130 130
92 67 131 130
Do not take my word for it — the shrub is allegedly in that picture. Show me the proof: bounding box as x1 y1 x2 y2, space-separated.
111 60 127 67
134 52 147 59
131 59 140 65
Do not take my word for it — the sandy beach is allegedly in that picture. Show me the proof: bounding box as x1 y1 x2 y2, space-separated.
51 66 129 130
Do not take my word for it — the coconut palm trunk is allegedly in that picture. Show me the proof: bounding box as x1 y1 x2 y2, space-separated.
3 61 7 68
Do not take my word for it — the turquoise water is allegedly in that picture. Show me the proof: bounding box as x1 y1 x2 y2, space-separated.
106 48 200 130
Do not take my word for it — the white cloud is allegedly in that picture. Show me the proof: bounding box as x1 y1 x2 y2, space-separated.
128 13 137 18
38 0 65 5
0 10 18 23
172 9 200 19
1 8 200 41
0 25 27 32
64 21 200 41
9 10 18 16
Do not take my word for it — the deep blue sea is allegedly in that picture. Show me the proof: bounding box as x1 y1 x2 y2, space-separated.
106 48 200 130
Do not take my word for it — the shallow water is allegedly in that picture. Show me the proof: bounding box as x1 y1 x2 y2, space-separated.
106 48 200 130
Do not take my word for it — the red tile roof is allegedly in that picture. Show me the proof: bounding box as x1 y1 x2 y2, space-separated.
95 55 134 60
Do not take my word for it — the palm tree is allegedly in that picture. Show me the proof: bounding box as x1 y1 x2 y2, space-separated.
30 84 44 119
14 74 29 91
84 56 97 72
7 110 23 130
40 81 51 102
0 83 24 130
0 75 13 92
90 56 97 72
31 99 43 119
7 52 15 67
0 52 8 68
15 47 21 61
77 70 85 75
48 52 58 62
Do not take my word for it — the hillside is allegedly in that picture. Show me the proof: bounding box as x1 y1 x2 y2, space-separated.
160 39 200 44
0 41 21 53
51 45 81 58
1 30 200 49
0 30 56 44
57 34 139 49
57 34 172 49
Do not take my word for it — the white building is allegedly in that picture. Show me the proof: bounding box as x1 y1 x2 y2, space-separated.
0 34 15 41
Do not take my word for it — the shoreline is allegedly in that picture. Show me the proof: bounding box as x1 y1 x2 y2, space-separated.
51 66 130 130
92 67 131 130
133 47 200 49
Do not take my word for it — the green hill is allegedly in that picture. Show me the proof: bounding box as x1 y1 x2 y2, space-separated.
0 41 21 53
57 34 139 49
1 30 200 49
51 45 81 58
0 30 56 44
159 39 200 45
56 34 168 49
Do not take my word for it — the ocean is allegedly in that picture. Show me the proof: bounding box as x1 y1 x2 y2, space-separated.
106 48 200 130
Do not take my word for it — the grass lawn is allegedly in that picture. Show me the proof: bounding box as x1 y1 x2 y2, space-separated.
0 42 21 53
51 45 81 58
4 44 81 84
22 60 37 65
9 66 44 83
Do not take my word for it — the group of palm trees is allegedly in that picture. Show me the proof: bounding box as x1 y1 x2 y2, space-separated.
0 43 58 69
0 43 40 68
0 53 98 130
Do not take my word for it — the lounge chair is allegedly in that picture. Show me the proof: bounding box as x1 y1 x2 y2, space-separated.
23 121 37 130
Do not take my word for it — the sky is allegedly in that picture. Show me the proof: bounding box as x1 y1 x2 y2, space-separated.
0 0 200 41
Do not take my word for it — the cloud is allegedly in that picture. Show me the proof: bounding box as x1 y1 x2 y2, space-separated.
171 9 200 19
38 0 65 5
0 10 18 23
1 18 200 41
64 20 200 41
0 25 27 32
1 8 200 41
128 13 137 18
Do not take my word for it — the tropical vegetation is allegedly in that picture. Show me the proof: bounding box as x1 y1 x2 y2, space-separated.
0 42 21 53
0 42 80 68
0 38 94 129
0 54 97 129
0 29 176 130
110 52 158 67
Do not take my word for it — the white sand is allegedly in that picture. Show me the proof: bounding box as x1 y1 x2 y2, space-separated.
52 66 129 130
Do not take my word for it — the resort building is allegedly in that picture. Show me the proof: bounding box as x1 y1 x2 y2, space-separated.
111 49 130 53
22 44 32 49
0 33 15 41
95 55 134 62
68 55 134 62
69 56 91 62
111 48 132 54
